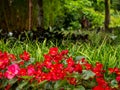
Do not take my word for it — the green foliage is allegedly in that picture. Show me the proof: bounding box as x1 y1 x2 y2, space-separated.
81 70 95 80
61 0 93 29
91 0 105 11
43 0 63 29
110 79 118 88
16 81 28 90
54 79 67 90
55 0 105 31
0 0 120 31
82 8 104 28
110 10 120 27
112 0 120 11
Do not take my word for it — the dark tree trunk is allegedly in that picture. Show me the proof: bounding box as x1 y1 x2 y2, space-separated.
104 0 110 32
28 0 32 30
37 0 44 29
2 0 11 31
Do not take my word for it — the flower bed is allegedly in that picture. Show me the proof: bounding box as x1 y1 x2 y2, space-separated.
0 47 120 90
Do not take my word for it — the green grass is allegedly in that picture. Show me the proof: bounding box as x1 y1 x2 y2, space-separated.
0 38 120 69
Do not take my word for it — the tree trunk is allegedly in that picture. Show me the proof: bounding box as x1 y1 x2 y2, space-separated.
28 0 32 30
104 0 110 32
37 0 44 29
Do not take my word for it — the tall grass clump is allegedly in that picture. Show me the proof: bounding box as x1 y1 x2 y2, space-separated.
0 37 120 69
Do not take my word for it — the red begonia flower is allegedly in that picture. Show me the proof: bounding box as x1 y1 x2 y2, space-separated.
4 64 20 79
20 51 30 61
27 65 35 76
18 68 27 76
49 47 58 56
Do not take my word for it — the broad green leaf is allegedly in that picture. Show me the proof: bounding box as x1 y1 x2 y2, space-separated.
25 57 35 66
16 81 28 90
74 85 85 90
20 76 33 80
82 80 97 88
72 72 82 79
75 56 86 61
54 80 67 90
8 78 18 85
30 80 47 89
111 79 118 88
38 80 48 86
82 70 95 80
0 79 8 89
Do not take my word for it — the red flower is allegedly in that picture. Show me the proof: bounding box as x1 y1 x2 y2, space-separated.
0 72 3 78
27 65 35 76
93 85 111 90
53 54 62 63
67 57 75 67
40 73 47 81
35 62 43 69
84 63 92 70
0 60 5 69
96 77 108 87
49 47 58 56
92 62 104 77
47 64 65 80
81 58 88 63
4 64 20 79
18 61 24 66
105 86 112 90
74 64 82 73
43 60 52 69
35 69 42 79
44 54 52 61
95 62 103 71
93 85 104 90
65 66 74 73
60 50 68 55
8 54 16 61
67 77 77 85
0 52 9 69
18 68 27 76
113 68 120 76
20 51 30 61
5 84 11 90
116 76 120 82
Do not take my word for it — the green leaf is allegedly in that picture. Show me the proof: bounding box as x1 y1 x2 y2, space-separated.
111 79 118 88
30 80 48 89
74 85 85 90
16 81 28 90
75 56 86 61
82 70 95 80
0 79 8 89
72 72 82 79
25 58 35 66
54 80 67 90
8 78 18 85
82 80 97 88
20 76 33 80
38 80 48 86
